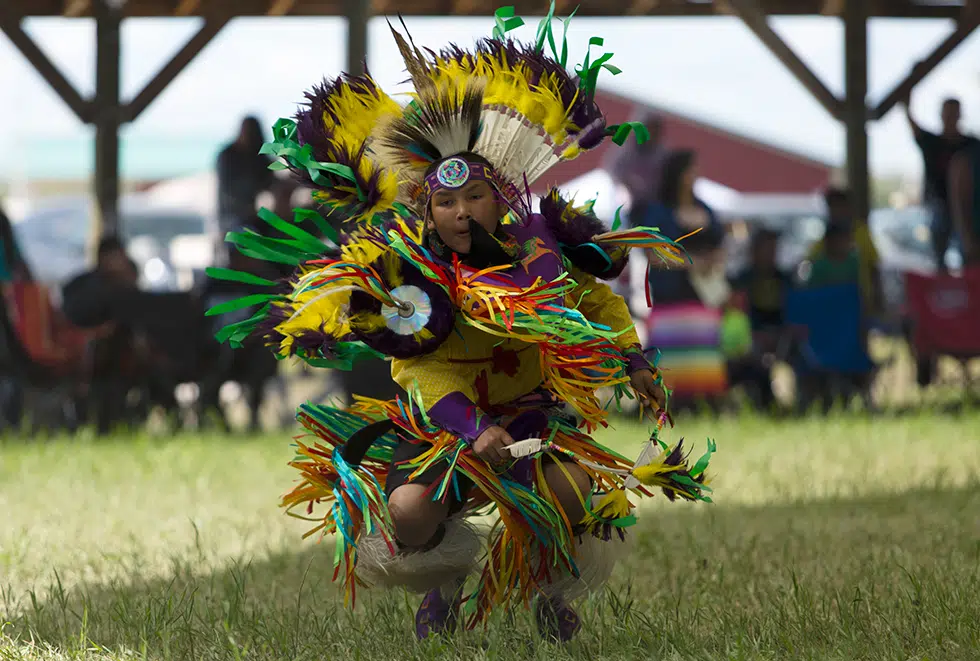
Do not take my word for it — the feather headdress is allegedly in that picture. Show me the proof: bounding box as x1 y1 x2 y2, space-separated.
260 2 643 223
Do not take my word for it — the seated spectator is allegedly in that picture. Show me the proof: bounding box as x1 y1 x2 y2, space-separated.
731 227 791 333
727 227 792 409
805 187 882 316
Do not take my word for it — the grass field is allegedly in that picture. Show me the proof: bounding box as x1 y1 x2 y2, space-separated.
2 411 980 661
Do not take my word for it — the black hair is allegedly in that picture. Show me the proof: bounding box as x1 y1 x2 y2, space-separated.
96 235 126 259
824 186 851 208
239 115 266 153
659 149 696 209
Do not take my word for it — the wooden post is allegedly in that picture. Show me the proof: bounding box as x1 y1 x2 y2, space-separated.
843 0 869 219
94 0 122 238
346 0 369 76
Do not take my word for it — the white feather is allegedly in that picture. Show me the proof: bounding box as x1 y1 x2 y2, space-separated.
506 438 544 458
475 106 567 187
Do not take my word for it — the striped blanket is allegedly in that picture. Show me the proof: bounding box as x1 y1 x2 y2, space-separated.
645 302 728 398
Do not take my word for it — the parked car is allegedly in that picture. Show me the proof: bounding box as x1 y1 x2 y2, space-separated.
11 194 216 292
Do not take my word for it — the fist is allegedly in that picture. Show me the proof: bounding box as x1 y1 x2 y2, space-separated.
630 368 667 412
472 425 515 464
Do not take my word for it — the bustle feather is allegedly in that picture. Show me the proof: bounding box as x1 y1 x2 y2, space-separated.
292 72 403 225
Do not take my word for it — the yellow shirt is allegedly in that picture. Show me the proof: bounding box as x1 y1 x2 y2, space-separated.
807 221 879 304
390 265 640 411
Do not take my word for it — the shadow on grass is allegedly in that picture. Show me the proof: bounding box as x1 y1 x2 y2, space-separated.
3 484 980 661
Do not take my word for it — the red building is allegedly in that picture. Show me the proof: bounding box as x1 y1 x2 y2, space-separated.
534 89 834 196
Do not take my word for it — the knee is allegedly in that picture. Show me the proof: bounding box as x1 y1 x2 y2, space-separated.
543 461 593 524
387 484 450 549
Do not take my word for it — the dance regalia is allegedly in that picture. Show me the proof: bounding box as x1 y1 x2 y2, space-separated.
208 5 717 629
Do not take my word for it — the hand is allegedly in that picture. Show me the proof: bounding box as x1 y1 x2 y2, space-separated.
472 425 515 464
630 368 667 413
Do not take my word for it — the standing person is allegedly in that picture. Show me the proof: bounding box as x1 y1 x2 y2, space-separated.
728 228 792 409
210 12 717 644
901 89 979 272
603 110 668 305
216 116 277 263
948 139 980 266
806 188 882 317
645 150 724 304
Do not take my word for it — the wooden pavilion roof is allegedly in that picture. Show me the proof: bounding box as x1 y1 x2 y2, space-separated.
7 0 970 19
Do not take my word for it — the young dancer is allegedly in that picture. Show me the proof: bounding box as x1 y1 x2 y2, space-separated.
210 6 716 643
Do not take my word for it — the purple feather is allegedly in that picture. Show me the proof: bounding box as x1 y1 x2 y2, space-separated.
291 72 391 220
539 187 627 280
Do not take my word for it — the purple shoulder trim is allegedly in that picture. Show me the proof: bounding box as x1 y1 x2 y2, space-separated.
427 391 495 443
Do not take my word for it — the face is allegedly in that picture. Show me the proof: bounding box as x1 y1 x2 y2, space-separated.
426 180 505 254
681 163 699 194
100 250 137 284
828 199 851 222
941 101 961 132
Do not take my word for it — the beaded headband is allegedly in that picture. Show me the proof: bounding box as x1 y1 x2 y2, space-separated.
422 156 496 204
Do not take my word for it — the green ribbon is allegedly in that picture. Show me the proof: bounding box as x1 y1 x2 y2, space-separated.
612 205 624 231
574 36 620 98
606 121 651 147
259 117 363 199
204 267 276 288
205 293 279 317
492 6 525 40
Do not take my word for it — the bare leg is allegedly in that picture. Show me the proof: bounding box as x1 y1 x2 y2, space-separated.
387 483 452 548
542 461 592 526
536 460 617 643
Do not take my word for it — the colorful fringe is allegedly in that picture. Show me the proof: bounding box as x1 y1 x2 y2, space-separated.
279 383 716 626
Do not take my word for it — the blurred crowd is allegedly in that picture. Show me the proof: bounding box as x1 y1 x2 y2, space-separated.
603 94 980 413
0 95 978 437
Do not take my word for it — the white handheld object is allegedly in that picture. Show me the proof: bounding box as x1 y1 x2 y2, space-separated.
506 438 545 458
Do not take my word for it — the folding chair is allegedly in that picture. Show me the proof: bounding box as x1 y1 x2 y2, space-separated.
904 267 980 393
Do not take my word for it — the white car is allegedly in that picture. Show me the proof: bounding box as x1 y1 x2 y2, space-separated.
12 194 217 292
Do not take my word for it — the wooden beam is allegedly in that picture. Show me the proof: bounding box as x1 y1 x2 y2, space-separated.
267 0 297 15
627 0 661 15
94 0 122 237
820 0 843 15
63 0 91 16
451 0 483 14
0 12 93 122
123 15 230 122
869 15 980 121
844 0 869 219
346 0 369 76
173 0 200 16
727 0 842 120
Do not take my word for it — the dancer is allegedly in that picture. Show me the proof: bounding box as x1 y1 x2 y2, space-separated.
209 5 716 643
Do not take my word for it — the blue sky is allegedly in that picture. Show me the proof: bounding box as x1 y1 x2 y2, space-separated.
1 14 979 181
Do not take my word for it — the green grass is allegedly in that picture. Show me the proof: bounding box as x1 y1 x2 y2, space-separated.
2 412 980 660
